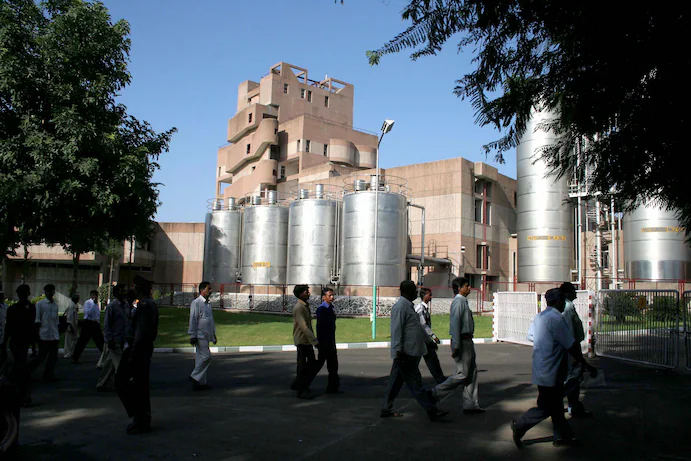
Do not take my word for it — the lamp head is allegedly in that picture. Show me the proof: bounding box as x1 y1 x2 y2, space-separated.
381 119 395 134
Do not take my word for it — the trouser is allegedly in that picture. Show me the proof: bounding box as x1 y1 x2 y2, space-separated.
295 344 317 395
565 361 585 413
312 345 340 392
381 354 436 413
422 343 447 384
97 343 123 389
63 328 78 358
73 320 104 360
115 345 153 426
514 383 574 442
27 340 59 379
8 344 30 403
432 338 479 409
190 339 211 385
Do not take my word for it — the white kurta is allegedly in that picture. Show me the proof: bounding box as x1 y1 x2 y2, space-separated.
189 296 216 384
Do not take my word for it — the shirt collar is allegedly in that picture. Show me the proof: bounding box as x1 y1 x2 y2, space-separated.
197 295 208 304
318 301 332 308
420 301 428 309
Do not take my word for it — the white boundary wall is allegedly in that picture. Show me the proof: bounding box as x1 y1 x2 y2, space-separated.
493 292 538 346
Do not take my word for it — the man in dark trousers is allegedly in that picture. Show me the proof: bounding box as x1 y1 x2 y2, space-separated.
3 284 35 407
312 287 341 394
415 287 447 384
72 290 104 363
292 284 318 400
28 284 60 382
115 275 159 435
381 280 448 421
512 288 598 449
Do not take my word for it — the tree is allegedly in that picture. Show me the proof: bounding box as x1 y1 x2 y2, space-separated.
0 0 176 294
366 1 691 232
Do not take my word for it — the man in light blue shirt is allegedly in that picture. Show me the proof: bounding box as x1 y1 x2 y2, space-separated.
512 288 597 449
72 289 104 363
559 282 591 417
188 281 216 391
381 280 448 421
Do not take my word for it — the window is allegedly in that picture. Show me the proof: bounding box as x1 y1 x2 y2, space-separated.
283 83 289 94
474 199 483 223
246 144 251 155
300 88 306 99
485 202 492 226
476 245 483 268
305 139 311 152
217 166 221 177
296 139 301 151
269 145 280 160
324 96 329 107
485 182 492 197
307 90 312 102
485 246 491 270
280 165 286 179
323 144 328 156
274 127 278 135
248 113 253 123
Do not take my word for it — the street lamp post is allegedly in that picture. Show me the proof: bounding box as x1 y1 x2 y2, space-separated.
372 119 395 339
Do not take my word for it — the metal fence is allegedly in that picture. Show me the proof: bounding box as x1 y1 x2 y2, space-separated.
493 292 538 346
595 289 679 368
685 291 691 370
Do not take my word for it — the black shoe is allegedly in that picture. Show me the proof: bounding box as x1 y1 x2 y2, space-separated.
427 409 449 421
297 390 314 400
193 384 212 392
126 422 152 435
511 420 522 449
463 407 486 414
553 438 581 447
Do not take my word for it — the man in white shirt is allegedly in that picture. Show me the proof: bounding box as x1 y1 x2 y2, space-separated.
415 287 446 384
97 284 129 391
511 288 597 449
28 284 60 382
188 281 216 391
559 282 591 417
72 289 104 364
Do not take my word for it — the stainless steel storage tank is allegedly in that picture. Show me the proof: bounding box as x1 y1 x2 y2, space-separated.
286 185 341 285
516 109 573 282
203 198 242 285
340 178 408 286
624 202 691 280
240 191 289 285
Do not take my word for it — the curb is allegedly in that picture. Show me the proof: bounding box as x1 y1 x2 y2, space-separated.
58 338 495 355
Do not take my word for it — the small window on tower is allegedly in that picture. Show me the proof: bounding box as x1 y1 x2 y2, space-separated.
305 140 311 152
323 144 328 156
324 96 329 107
307 90 312 102
246 144 251 155
248 113 253 123
300 88 306 99
283 83 289 94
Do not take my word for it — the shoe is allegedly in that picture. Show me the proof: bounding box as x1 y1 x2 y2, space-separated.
297 390 314 400
511 420 522 449
126 422 152 435
427 409 450 421
463 407 486 414
193 384 212 392
553 438 581 447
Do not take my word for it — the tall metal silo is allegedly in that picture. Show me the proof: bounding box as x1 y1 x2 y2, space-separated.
240 191 289 285
516 109 573 282
203 198 242 285
624 202 691 280
340 177 408 287
287 185 341 285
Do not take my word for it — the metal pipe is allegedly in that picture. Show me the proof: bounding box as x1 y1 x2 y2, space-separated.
596 198 602 291
213 198 223 211
268 190 278 205
408 203 426 286
227 197 236 210
299 189 309 200
610 198 616 289
252 196 262 206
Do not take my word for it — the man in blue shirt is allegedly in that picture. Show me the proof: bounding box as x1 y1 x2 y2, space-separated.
313 287 341 394
72 289 104 363
512 288 597 449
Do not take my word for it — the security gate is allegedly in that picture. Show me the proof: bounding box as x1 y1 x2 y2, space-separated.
684 291 691 370
596 289 679 368
493 292 538 346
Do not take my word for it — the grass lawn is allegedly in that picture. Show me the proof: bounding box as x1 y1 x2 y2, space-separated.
153 307 494 348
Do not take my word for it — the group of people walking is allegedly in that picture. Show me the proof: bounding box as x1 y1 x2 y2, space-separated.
0 274 159 449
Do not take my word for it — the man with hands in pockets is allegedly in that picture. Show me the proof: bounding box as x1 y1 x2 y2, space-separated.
188 281 216 392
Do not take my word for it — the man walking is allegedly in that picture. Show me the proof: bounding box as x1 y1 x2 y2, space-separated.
511 288 597 449
188 281 216 392
559 282 592 417
313 287 341 394
430 277 484 413
381 280 448 421
292 284 318 400
415 287 447 384
97 284 129 392
63 295 80 359
3 285 36 405
72 290 104 363
28 284 60 382
115 275 159 434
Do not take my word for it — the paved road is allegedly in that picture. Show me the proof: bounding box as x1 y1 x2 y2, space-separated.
10 344 691 460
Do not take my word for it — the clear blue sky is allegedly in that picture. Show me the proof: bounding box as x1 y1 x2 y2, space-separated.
102 0 517 223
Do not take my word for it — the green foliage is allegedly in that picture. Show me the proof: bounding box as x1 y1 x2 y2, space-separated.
367 1 691 232
649 296 680 322
97 282 112 307
0 0 176 293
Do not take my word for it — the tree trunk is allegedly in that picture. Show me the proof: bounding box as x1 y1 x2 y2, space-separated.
70 252 80 297
107 255 114 303
21 243 29 283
